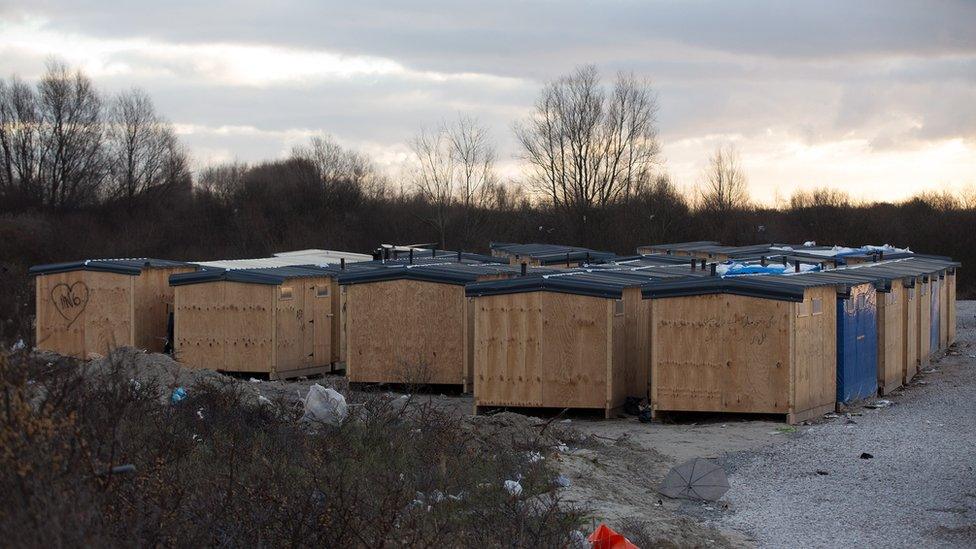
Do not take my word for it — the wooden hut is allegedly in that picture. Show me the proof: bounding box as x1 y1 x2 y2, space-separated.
467 270 682 417
31 259 195 359
170 266 340 379
643 276 840 424
489 242 616 268
822 256 958 387
338 263 529 391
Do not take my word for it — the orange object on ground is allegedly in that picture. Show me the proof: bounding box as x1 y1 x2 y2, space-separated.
587 523 638 549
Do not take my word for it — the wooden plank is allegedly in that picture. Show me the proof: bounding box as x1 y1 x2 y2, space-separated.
310 277 334 368
345 279 466 385
473 292 544 407
918 278 931 367
275 279 306 374
35 271 87 358
84 271 135 359
878 284 904 395
947 272 957 345
903 279 919 384
652 293 792 415
540 292 608 409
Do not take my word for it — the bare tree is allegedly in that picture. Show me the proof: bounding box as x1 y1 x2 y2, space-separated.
291 135 385 198
0 77 43 206
37 60 105 209
515 65 661 237
410 116 497 248
698 144 749 212
106 88 181 200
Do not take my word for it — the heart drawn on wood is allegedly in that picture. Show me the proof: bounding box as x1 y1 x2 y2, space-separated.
51 281 90 327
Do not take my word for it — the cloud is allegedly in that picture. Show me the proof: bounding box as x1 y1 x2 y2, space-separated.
1 2 975 202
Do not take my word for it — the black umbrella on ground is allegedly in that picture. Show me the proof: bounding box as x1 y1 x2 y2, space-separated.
659 458 730 501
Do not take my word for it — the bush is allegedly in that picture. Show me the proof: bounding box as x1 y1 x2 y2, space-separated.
0 351 582 547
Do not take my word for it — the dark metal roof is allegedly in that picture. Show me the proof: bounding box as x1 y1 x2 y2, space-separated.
30 258 191 276
489 242 616 264
338 262 537 286
638 241 721 252
169 265 337 286
604 254 707 267
641 276 809 302
377 248 497 263
466 268 680 299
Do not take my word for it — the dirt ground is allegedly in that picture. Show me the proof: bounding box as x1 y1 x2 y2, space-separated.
66 300 976 547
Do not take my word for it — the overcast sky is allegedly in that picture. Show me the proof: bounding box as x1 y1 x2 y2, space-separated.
2 1 974 202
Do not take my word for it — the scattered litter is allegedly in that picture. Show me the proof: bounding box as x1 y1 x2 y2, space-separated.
249 377 261 383
860 452 874 459
196 408 205 419
504 480 523 496
301 384 348 426
554 475 572 488
525 451 544 463
824 412 839 419
588 524 638 549
257 395 272 406
923 368 938 374
560 419 572 424
916 381 930 385
556 443 570 453
816 470 829 475
170 387 187 404
11 339 25 351
654 499 663 507
99 463 136 476
865 400 892 409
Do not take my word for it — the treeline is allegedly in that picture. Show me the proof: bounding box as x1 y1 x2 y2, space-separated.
0 62 973 346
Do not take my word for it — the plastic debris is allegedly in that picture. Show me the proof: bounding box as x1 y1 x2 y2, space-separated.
864 400 892 409
525 451 544 463
504 480 523 496
555 474 572 488
588 523 638 549
249 377 262 383
170 387 187 404
301 384 348 426
824 412 839 419
816 470 829 476
257 395 272 406
860 452 874 459
11 339 25 351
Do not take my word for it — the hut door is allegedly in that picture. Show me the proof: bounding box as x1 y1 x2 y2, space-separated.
930 278 941 353
836 286 878 404
310 283 332 367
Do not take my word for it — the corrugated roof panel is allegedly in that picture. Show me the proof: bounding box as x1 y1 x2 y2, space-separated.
169 265 338 286
30 258 191 276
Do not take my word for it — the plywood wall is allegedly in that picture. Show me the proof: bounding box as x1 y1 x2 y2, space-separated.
133 266 195 353
651 294 793 416
474 292 544 407
345 279 466 386
939 274 949 350
903 279 919 384
473 290 642 414
877 284 904 395
947 272 957 345
791 286 837 420
174 282 275 373
35 270 135 359
918 278 932 367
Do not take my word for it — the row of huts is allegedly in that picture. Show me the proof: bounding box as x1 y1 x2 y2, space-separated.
31 241 959 423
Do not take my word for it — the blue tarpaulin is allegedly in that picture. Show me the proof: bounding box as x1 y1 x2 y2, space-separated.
836 284 878 403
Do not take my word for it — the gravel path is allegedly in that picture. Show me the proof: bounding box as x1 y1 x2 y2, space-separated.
723 301 976 548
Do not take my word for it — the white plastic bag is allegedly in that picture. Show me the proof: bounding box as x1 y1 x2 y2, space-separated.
301 384 348 426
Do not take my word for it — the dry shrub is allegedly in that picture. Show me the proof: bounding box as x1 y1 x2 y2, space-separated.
0 350 582 547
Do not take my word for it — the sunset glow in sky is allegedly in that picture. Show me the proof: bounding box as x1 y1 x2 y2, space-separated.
2 1 974 203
